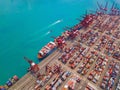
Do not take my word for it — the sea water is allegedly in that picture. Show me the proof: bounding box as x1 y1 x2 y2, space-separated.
0 0 119 85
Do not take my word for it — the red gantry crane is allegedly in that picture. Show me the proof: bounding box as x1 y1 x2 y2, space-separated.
24 57 40 74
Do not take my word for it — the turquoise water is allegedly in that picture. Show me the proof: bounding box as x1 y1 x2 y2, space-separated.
0 0 119 85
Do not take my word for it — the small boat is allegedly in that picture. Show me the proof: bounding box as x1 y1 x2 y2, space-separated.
37 41 56 59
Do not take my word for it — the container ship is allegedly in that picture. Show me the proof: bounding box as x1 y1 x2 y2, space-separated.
37 41 56 59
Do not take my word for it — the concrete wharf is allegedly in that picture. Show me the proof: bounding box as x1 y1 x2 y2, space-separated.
9 15 120 90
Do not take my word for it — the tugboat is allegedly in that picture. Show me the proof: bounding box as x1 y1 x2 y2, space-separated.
37 41 56 59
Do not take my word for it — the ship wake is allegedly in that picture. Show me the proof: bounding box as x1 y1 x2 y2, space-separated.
30 19 63 37
48 19 63 27
27 19 63 42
